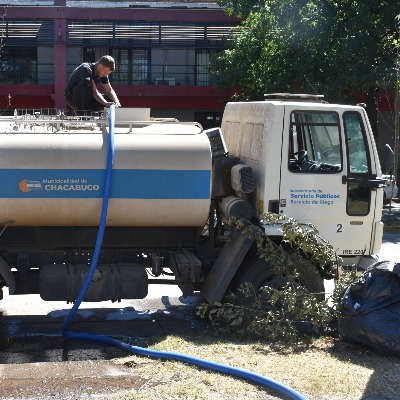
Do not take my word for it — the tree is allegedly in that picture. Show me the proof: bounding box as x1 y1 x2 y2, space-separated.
211 0 399 137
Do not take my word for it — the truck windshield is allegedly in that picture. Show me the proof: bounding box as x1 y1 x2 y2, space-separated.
289 111 342 173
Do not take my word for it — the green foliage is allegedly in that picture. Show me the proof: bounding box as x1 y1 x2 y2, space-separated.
197 214 357 342
261 213 339 279
229 213 339 279
211 0 399 102
329 265 358 316
197 279 341 342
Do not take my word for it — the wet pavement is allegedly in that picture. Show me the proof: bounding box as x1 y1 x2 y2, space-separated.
0 359 147 400
0 291 204 364
0 291 206 399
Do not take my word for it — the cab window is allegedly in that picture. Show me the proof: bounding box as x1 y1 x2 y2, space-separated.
288 111 342 173
344 111 371 216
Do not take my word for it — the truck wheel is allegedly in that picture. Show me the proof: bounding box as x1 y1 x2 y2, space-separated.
231 255 325 306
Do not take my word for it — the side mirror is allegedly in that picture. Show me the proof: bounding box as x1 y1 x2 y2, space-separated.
383 144 394 175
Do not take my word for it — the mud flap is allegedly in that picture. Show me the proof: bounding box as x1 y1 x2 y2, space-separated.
200 228 257 304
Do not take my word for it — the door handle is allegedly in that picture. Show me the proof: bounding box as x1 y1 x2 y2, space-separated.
342 175 356 184
342 175 386 189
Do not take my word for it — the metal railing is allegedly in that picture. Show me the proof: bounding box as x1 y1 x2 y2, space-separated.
82 63 213 87
0 109 109 133
0 62 214 86
0 108 203 134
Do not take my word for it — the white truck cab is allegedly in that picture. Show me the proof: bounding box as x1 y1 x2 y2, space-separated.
221 94 385 270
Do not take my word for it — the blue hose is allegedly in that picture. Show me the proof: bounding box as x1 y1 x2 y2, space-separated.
61 105 115 336
61 105 308 400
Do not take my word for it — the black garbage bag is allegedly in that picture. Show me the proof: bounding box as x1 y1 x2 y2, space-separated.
338 261 400 357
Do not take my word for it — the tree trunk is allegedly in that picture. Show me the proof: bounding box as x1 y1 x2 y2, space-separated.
365 85 378 141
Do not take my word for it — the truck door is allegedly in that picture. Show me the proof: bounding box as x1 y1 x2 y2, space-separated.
278 105 381 257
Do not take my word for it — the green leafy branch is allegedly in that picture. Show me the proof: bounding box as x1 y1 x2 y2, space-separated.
197 213 355 342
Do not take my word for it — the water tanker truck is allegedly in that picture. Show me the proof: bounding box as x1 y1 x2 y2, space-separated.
0 94 389 304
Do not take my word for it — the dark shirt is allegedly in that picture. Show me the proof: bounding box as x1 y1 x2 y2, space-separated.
64 62 109 100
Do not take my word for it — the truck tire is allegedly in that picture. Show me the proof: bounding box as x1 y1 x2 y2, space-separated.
231 254 325 306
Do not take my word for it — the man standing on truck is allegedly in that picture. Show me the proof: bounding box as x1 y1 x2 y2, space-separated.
65 55 121 112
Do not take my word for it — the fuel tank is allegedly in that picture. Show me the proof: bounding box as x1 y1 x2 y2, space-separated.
0 115 212 227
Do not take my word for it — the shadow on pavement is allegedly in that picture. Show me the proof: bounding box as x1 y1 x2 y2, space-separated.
0 295 207 364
